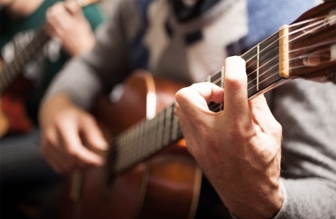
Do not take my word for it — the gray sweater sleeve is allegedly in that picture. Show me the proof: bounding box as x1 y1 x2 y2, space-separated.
270 79 336 218
43 0 133 109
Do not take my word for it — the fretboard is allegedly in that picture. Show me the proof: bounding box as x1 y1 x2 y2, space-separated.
0 28 50 96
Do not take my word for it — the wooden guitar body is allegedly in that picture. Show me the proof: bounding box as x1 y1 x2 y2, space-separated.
62 71 202 219
0 77 34 137
0 60 33 137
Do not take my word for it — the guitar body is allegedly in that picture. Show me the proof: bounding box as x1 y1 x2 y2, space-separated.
62 71 202 219
0 60 33 138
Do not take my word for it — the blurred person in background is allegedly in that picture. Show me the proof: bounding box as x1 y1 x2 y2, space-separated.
0 0 104 218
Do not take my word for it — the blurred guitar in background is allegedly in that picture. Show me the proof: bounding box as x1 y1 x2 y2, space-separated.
0 0 100 138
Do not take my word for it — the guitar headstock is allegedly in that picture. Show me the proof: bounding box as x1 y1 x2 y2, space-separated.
282 1 336 84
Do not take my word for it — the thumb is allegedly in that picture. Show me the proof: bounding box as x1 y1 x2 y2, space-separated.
80 116 108 153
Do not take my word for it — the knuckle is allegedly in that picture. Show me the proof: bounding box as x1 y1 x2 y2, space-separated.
175 88 188 102
66 147 77 158
226 76 245 90
272 121 283 137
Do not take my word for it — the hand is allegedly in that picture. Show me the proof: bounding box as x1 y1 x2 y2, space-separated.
45 0 95 56
175 56 283 219
39 95 107 174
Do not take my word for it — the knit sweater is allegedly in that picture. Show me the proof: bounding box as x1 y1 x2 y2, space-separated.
44 0 336 218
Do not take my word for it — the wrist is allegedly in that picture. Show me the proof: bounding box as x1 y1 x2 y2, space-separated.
71 36 95 56
226 182 283 219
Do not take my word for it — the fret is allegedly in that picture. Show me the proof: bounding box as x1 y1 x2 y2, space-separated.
137 121 144 163
168 105 176 143
219 66 225 110
125 130 133 166
107 138 118 178
207 75 211 82
156 110 164 150
117 132 124 173
145 118 152 155
209 70 222 86
220 66 225 89
174 119 184 141
126 129 136 172
129 125 139 170
242 31 283 98
122 134 130 173
117 128 138 174
256 43 260 91
143 118 153 156
138 121 145 164
118 132 128 174
163 106 172 146
145 119 157 156
171 104 179 141
242 46 257 63
148 117 158 153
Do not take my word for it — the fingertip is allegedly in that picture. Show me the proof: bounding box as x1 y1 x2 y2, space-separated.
225 56 245 64
224 56 246 78
92 137 109 152
65 0 81 15
73 145 105 169
80 116 108 152
175 87 190 108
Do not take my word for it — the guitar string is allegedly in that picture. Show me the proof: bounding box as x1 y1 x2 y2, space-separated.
236 17 335 92
246 38 336 91
289 38 336 54
110 15 336 169
112 21 336 170
246 37 336 79
244 37 336 92
241 15 329 70
244 15 334 78
114 58 334 170
118 39 336 168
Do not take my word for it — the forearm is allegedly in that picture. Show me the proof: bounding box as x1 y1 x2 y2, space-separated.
268 79 336 219
42 56 103 110
275 178 336 218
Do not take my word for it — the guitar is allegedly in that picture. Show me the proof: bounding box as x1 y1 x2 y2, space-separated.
62 1 336 219
0 0 100 138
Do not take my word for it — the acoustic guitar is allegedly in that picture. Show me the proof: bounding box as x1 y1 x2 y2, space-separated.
62 1 336 219
0 0 100 138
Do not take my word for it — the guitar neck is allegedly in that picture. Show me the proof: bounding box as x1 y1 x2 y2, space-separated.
106 1 336 180
0 29 49 96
